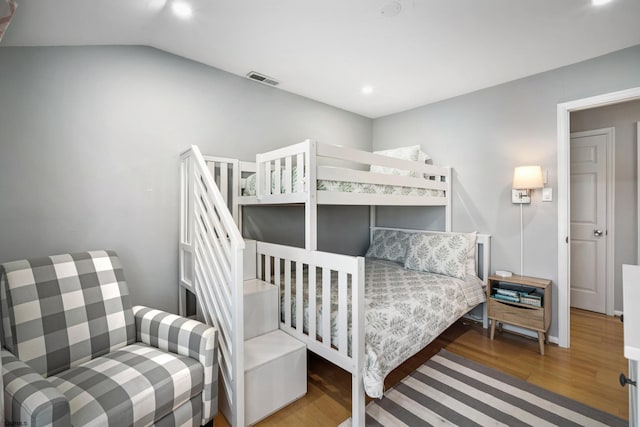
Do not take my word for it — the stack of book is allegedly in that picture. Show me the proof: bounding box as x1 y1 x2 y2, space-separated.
521 293 542 307
491 286 543 307
492 288 521 303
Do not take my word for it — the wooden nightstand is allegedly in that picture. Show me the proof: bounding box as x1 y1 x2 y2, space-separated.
487 274 552 355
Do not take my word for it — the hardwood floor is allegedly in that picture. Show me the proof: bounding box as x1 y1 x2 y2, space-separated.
215 308 628 425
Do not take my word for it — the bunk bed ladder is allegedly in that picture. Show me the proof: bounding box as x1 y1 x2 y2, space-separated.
179 146 245 427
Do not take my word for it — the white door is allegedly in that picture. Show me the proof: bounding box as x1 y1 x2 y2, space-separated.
570 129 611 313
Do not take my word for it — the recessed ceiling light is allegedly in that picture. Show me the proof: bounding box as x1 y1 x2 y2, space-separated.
381 1 402 17
592 0 612 5
171 1 193 19
362 85 374 95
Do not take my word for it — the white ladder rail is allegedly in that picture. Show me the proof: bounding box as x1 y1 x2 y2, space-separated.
180 146 245 427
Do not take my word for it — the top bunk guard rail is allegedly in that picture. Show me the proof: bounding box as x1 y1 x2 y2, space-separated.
179 146 245 427
316 142 449 183
255 139 311 204
239 140 451 207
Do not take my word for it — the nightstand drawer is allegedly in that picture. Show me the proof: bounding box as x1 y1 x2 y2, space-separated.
489 299 544 330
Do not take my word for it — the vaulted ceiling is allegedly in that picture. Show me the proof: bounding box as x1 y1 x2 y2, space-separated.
3 0 640 118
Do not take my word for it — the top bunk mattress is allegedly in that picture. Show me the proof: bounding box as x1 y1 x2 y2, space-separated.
242 170 445 198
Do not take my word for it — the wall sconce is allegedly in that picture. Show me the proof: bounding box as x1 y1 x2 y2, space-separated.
512 165 544 204
512 165 544 276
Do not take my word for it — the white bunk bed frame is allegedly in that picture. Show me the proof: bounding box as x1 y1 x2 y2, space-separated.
180 142 489 427
256 232 490 426
206 139 452 251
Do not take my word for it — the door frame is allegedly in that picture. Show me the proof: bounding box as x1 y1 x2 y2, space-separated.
569 127 615 316
557 86 640 348
637 122 640 266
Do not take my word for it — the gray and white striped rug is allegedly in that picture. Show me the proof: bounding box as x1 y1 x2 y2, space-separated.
342 349 627 426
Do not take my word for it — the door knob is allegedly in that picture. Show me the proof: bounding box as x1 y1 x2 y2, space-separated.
620 373 636 387
593 230 604 237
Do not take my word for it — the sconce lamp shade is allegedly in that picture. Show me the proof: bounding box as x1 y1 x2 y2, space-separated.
513 165 544 189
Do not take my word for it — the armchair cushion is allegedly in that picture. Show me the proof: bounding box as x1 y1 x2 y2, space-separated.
0 250 135 377
133 306 218 425
47 343 202 426
2 350 70 426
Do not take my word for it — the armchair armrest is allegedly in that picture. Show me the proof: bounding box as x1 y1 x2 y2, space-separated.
132 306 218 425
2 350 70 426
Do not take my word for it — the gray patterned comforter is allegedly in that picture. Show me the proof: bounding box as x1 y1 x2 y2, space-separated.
279 258 485 398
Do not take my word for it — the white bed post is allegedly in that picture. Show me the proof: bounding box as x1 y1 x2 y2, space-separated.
234 160 243 235
479 234 491 329
352 256 366 427
445 166 452 231
305 139 318 250
231 159 240 225
369 206 376 244
256 152 265 201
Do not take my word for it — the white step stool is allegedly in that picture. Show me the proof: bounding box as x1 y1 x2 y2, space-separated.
244 330 307 425
244 278 278 340
217 239 307 425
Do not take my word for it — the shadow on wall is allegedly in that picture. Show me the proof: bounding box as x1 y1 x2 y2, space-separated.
452 169 491 234
242 205 371 256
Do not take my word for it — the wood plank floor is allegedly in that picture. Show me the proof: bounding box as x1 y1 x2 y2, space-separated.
215 308 628 425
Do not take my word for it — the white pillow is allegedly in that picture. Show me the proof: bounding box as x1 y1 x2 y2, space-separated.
370 145 427 178
418 149 431 164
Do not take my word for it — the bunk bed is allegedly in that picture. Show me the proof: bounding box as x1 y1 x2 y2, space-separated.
184 141 490 427
256 228 489 399
205 139 452 251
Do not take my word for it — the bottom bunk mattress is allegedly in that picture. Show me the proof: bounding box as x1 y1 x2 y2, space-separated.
278 258 485 398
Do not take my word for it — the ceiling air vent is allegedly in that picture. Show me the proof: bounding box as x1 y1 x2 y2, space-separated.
246 71 280 86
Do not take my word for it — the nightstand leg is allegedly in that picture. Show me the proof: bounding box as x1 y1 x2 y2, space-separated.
537 331 545 355
490 319 496 340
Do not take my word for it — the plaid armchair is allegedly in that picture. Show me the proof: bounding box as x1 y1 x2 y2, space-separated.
0 250 218 426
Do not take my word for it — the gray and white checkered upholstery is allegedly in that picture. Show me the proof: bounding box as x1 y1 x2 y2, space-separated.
1 251 218 427
153 396 201 427
1 250 135 377
48 343 203 426
2 350 70 426
133 306 218 425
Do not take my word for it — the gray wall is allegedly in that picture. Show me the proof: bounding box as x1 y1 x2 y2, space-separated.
372 45 640 338
0 45 372 313
571 100 640 311
2 42 639 335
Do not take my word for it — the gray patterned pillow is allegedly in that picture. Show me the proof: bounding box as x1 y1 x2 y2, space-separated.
365 230 412 263
420 231 477 276
404 233 468 279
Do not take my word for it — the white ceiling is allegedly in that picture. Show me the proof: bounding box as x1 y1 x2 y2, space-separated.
3 0 640 118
